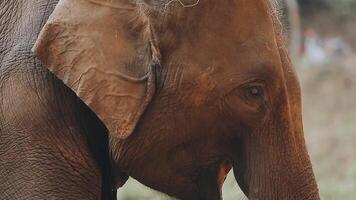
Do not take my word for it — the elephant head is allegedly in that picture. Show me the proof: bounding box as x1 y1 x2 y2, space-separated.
33 0 320 199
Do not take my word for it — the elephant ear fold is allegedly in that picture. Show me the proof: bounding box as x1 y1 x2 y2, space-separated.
33 0 157 139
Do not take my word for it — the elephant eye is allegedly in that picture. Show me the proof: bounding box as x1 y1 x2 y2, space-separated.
248 86 264 97
244 85 264 99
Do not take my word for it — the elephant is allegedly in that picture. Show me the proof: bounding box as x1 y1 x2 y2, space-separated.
0 0 320 199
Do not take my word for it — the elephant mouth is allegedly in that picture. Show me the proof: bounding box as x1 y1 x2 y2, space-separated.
217 161 233 188
193 160 233 200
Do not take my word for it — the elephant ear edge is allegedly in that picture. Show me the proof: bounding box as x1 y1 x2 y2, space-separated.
32 0 158 139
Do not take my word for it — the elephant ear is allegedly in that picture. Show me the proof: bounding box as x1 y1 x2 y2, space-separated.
33 0 158 139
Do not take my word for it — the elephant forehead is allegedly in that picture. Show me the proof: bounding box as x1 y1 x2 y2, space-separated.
156 0 281 74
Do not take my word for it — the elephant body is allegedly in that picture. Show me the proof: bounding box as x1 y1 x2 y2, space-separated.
1 0 320 200
1 1 115 199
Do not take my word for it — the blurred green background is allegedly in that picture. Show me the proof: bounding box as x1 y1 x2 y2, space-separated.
117 0 356 199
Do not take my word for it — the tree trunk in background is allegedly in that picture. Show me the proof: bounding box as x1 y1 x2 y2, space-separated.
285 0 302 64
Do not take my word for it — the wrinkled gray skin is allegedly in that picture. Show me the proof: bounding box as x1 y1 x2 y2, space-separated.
0 1 113 199
0 0 320 200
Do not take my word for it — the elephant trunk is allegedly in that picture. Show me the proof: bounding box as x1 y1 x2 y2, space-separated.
232 93 320 199
233 134 319 200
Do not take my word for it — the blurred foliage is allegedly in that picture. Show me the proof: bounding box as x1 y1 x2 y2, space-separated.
298 0 356 16
326 0 356 15
295 0 356 46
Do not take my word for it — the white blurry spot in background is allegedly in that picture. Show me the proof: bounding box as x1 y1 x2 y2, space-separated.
303 28 353 67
